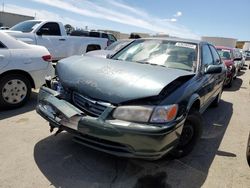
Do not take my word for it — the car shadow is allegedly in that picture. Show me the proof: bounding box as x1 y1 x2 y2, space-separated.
0 91 37 120
237 70 246 77
34 99 233 188
223 77 243 92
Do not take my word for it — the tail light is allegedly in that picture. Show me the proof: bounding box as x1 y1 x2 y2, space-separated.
42 55 52 62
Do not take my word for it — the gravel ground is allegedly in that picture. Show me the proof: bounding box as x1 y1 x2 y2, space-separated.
0 63 250 188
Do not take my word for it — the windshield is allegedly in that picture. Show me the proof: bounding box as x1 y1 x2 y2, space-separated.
106 40 131 51
10 21 41 32
217 49 232 60
112 39 198 72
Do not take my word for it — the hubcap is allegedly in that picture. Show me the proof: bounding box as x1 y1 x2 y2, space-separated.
2 79 27 104
179 124 194 146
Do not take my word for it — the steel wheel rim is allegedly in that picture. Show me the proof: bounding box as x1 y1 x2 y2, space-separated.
179 124 194 146
2 79 27 104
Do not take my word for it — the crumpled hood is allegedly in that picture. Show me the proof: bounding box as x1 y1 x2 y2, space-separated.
57 56 195 104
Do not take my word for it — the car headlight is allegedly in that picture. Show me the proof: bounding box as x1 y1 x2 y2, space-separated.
112 104 178 123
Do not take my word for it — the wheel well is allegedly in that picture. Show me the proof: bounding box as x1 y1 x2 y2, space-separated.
0 70 35 88
189 100 200 112
86 44 101 52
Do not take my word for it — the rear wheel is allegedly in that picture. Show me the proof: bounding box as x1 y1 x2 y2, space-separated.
0 74 31 109
226 76 233 88
172 111 203 158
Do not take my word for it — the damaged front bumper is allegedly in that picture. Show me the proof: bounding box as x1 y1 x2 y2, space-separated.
36 86 185 160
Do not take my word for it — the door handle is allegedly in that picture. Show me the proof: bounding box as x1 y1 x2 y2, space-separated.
0 55 4 59
59 38 66 41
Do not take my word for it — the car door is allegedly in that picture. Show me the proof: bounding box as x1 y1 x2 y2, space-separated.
209 45 225 94
36 22 67 60
0 41 10 70
200 44 216 104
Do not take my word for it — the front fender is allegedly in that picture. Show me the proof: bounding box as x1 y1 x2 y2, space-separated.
187 93 201 113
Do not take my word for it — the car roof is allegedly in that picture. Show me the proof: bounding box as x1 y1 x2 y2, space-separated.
137 37 206 45
215 46 234 50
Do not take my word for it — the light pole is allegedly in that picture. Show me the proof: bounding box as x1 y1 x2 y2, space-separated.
2 1 4 12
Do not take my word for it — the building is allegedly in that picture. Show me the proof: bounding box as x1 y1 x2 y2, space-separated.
201 36 237 48
236 41 250 50
0 11 34 27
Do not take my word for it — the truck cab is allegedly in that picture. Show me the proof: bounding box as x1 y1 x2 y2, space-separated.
5 20 108 61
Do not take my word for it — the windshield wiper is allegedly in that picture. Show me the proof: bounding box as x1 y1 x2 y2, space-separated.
135 61 166 68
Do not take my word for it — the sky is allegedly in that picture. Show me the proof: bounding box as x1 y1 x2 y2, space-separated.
1 0 250 40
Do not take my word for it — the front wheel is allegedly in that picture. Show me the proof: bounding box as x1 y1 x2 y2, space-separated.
172 111 203 158
0 74 31 109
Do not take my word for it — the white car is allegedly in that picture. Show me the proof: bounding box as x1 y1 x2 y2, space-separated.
0 32 54 108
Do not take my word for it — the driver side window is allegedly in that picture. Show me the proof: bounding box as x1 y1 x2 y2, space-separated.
202 44 213 69
38 22 61 36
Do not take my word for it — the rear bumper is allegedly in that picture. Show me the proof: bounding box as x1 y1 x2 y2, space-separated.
30 63 55 88
36 87 184 160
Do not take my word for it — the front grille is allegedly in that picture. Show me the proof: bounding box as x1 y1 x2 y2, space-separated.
72 92 110 117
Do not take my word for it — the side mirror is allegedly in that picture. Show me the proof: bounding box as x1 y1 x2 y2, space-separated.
36 30 42 36
205 65 222 74
106 53 112 59
36 28 49 36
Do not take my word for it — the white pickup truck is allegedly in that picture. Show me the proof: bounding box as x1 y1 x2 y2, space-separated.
3 20 108 61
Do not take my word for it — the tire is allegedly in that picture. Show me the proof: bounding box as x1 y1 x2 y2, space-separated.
0 74 31 109
247 133 250 166
172 111 203 158
226 76 233 88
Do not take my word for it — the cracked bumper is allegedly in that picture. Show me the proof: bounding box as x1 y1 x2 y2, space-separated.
36 87 184 160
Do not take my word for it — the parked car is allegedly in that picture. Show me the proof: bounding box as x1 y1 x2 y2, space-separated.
235 48 244 69
239 49 246 67
216 46 241 87
0 32 54 108
88 31 117 46
3 20 108 61
244 50 250 61
86 39 133 58
37 38 226 160
0 26 9 30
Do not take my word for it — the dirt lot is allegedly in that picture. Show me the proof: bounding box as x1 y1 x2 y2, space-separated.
0 64 250 188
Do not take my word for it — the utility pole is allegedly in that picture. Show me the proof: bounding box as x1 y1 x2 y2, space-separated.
2 1 4 12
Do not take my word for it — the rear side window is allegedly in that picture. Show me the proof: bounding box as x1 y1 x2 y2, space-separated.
89 32 100 37
202 44 213 68
39 22 61 36
209 45 221 64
